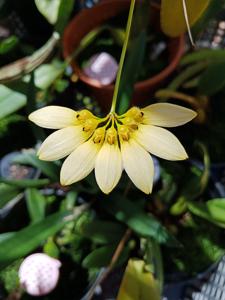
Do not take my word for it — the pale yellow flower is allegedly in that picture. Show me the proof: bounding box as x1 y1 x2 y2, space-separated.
29 103 196 194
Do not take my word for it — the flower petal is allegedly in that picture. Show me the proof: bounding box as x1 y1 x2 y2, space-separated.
135 125 188 161
38 126 87 161
142 103 197 127
29 106 78 129
95 143 122 194
121 139 154 194
60 139 100 185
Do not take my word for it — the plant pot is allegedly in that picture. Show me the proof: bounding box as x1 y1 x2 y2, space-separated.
63 0 184 112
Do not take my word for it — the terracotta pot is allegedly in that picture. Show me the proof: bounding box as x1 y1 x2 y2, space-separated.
63 0 184 112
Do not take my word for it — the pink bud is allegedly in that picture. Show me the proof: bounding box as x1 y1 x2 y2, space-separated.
83 52 118 85
18 253 61 296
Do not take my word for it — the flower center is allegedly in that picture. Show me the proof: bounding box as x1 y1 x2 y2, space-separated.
77 107 144 146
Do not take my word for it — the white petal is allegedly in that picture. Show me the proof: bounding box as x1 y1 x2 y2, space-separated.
142 103 197 127
95 143 122 194
135 125 188 161
60 139 100 185
38 126 87 161
121 139 154 194
29 106 78 129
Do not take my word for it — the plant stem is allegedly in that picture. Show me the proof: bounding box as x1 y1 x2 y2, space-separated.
110 0 136 113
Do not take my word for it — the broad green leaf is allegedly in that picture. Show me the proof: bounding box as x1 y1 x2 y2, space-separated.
13 150 59 182
82 244 129 269
35 0 61 24
33 63 65 89
55 0 75 34
25 188 46 223
0 85 26 119
199 61 225 95
0 211 70 267
206 199 225 223
82 245 117 269
117 259 160 300
118 31 147 114
181 49 225 66
0 36 19 55
0 232 15 242
0 178 50 188
101 196 179 247
76 218 125 244
187 201 225 228
161 0 210 37
0 183 20 209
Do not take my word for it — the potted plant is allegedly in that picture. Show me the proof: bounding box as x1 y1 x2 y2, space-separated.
63 0 184 111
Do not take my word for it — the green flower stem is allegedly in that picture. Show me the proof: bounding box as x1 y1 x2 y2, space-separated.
110 0 136 113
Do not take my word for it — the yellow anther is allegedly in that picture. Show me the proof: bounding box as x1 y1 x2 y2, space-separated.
122 117 138 130
77 109 94 121
106 127 117 145
83 118 98 132
93 127 105 144
125 107 143 122
118 125 130 141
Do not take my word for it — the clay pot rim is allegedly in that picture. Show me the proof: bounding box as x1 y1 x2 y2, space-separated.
63 0 184 92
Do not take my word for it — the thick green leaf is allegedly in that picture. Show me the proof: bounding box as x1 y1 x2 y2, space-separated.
199 61 225 95
188 198 225 227
82 244 129 269
118 31 147 114
0 178 50 188
35 0 60 24
0 211 70 267
0 183 20 209
0 232 15 242
25 188 46 223
0 85 26 119
101 196 179 247
0 36 19 55
76 218 125 244
33 62 65 89
181 50 225 66
55 0 75 34
82 245 117 269
13 150 59 182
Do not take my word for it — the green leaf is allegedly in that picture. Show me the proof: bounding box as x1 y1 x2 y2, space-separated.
0 232 15 242
0 178 50 188
76 218 125 244
0 211 70 267
55 0 75 34
25 188 46 223
13 150 59 182
101 196 179 247
33 62 65 89
0 85 26 119
199 61 225 95
35 0 61 24
188 198 225 227
118 31 147 114
82 244 129 269
0 183 20 209
0 36 19 55
181 49 225 66
82 245 117 269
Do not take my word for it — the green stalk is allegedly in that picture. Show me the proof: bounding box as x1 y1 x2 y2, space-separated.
110 0 136 113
